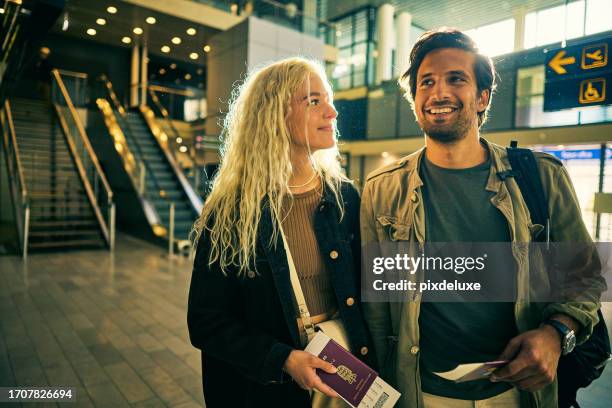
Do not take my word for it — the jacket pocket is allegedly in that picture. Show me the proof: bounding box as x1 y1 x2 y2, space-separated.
376 215 411 241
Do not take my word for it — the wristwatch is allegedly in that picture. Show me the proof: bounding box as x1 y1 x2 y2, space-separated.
543 319 576 355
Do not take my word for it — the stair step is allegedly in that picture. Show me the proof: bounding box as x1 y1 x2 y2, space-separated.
31 220 98 228
30 201 91 209
29 238 104 249
29 191 87 199
30 229 101 237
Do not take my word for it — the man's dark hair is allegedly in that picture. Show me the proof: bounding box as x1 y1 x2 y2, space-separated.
399 27 496 127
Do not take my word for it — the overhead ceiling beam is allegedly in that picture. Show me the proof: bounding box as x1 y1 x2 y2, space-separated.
121 0 244 31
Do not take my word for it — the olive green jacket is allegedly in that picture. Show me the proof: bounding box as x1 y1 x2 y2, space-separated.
360 139 606 408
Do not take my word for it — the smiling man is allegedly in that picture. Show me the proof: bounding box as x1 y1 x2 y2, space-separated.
360 28 605 408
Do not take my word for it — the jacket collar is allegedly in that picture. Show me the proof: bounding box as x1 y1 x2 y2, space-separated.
406 137 512 194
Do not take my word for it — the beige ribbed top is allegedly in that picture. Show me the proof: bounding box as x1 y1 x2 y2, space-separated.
282 186 338 318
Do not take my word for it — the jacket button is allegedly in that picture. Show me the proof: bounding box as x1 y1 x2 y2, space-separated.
319 204 325 212
346 297 355 306
410 346 419 355
247 270 256 278
360 346 369 355
329 250 339 260
410 192 418 203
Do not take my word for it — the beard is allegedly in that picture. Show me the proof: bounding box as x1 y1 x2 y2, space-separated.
420 106 475 144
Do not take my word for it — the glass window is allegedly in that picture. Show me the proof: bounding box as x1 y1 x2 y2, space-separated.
523 1 587 49
585 0 612 35
536 5 567 46
466 19 515 57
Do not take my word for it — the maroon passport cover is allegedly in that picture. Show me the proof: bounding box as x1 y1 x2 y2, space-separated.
316 339 377 406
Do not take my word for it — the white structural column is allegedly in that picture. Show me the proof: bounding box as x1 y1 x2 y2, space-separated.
375 3 394 84
130 45 140 107
395 12 412 77
303 0 317 37
140 44 148 107
513 6 527 52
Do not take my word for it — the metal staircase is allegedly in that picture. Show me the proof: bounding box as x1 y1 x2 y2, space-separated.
1 70 115 257
7 99 106 251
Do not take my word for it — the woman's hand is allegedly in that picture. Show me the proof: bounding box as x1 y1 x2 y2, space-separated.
283 350 339 397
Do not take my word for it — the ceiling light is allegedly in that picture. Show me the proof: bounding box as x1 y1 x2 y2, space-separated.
179 146 188 153
86 28 97 36
203 45 211 53
186 28 196 36
96 18 106 25
133 27 143 35
171 37 182 45
0 8 4 14
107 6 117 14
146 17 156 24
176 137 183 143
184 74 191 80
161 45 170 53
189 52 199 60
170 63 177 69
121 36 131 44
159 68 166 75
196 68 203 75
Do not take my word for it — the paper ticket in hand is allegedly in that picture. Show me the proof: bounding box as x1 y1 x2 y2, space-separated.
305 331 400 408
434 361 508 383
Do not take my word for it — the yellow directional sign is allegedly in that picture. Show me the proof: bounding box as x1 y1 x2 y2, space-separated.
579 78 606 104
548 50 576 75
582 43 608 70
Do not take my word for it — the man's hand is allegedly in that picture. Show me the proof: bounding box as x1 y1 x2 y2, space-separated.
283 350 339 397
490 326 561 392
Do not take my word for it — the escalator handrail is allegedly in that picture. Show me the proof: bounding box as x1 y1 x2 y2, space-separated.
139 105 203 215
99 75 167 201
147 86 189 163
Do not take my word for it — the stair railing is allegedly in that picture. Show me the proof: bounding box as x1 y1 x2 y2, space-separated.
51 69 115 250
96 76 174 246
0 100 29 258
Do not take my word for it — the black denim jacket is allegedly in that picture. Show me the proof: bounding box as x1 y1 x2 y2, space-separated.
187 181 375 407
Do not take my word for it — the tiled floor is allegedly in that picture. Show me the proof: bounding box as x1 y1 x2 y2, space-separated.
0 235 203 407
1 235 611 407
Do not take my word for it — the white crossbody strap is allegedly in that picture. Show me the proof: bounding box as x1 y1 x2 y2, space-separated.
278 221 316 340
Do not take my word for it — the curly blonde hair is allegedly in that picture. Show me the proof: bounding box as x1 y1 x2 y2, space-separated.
193 57 348 276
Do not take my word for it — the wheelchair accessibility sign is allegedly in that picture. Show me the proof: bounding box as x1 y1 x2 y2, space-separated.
545 36 612 111
579 78 606 104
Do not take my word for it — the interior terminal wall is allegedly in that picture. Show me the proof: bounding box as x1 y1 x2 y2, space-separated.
41 33 131 105
206 16 324 137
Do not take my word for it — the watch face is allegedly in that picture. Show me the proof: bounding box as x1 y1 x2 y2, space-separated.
564 332 577 354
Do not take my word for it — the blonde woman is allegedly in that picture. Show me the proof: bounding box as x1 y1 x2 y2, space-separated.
187 57 375 407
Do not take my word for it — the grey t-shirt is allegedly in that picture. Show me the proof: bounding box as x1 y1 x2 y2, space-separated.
418 153 517 400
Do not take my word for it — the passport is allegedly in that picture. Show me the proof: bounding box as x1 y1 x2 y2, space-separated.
305 331 400 408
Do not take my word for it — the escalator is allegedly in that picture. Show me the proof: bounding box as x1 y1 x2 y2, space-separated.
94 77 201 250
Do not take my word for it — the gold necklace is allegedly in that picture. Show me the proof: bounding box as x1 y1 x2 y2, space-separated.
288 172 318 188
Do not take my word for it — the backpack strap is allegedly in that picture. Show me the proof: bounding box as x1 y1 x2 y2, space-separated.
504 140 550 243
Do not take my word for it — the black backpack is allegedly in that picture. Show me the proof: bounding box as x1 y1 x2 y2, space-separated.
504 140 611 408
